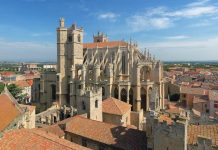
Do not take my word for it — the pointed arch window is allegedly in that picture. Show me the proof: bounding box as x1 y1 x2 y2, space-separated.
122 52 126 74
77 34 81 42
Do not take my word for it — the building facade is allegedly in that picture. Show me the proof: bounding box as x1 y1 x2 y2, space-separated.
40 18 165 124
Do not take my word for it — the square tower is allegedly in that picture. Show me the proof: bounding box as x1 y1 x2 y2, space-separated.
56 18 84 106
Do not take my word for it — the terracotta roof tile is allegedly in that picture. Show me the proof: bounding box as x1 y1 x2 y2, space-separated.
180 86 207 95
39 124 65 138
83 41 128 49
0 94 21 132
193 95 208 104
158 114 174 125
188 125 218 148
65 116 147 150
0 129 90 150
15 80 31 88
102 97 131 115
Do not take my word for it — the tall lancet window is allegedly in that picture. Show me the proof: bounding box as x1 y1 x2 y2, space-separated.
122 52 126 74
77 34 81 42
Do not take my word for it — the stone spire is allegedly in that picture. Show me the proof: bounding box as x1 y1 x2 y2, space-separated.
59 17 65 28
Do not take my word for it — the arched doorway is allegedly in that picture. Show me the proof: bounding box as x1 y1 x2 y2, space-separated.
129 88 133 110
141 87 147 110
121 88 127 102
114 87 118 99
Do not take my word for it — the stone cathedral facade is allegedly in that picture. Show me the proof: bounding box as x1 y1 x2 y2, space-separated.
40 18 165 123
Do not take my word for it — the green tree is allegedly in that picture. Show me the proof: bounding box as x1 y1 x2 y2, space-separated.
0 83 4 93
7 84 24 102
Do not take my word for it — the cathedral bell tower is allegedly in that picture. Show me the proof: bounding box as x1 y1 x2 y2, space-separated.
57 18 84 106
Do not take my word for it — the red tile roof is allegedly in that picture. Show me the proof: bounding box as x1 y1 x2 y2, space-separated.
15 80 31 88
64 116 147 150
83 41 128 49
188 124 218 148
26 79 33 86
39 124 65 138
0 129 90 150
180 86 207 95
193 95 208 104
0 93 22 132
1 71 15 76
158 114 174 125
102 97 131 115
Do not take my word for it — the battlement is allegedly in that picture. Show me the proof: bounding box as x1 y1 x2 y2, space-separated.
147 110 188 135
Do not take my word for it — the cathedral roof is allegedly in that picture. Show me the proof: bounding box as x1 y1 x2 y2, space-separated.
64 116 147 150
0 129 90 150
0 87 23 132
102 97 131 115
83 41 128 49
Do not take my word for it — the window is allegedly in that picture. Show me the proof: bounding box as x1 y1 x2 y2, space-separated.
82 139 87 147
102 87 105 97
95 100 98 108
122 52 126 74
82 101 86 110
214 102 218 108
56 75 59 81
114 87 118 99
77 34 81 42
68 35 72 42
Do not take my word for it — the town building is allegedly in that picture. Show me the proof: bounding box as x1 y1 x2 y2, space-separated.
40 115 147 150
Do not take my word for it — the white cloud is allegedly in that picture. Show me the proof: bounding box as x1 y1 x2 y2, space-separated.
127 16 173 32
167 6 218 18
98 12 119 21
165 35 189 40
139 37 218 61
126 1 218 32
187 0 210 7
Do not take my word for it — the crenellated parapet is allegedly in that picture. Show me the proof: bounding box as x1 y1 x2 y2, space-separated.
146 110 188 150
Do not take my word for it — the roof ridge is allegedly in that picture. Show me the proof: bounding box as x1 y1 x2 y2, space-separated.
112 98 123 115
30 129 83 149
1 87 24 113
73 115 117 127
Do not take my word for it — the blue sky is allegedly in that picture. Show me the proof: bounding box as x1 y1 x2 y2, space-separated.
0 0 218 61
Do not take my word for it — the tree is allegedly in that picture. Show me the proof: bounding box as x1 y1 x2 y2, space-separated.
7 84 24 103
0 83 4 93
